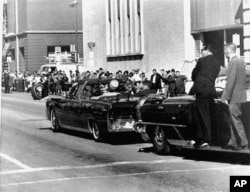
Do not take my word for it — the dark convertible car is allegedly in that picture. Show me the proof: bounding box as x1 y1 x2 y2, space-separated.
135 68 250 155
45 78 158 141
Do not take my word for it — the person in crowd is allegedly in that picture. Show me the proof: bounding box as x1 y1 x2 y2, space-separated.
8 71 16 92
75 70 80 82
116 70 123 78
3 70 10 93
167 69 177 97
128 72 134 81
221 43 248 151
123 70 129 78
99 72 108 79
98 68 104 79
91 72 98 79
56 70 63 95
160 69 169 95
69 70 74 84
132 69 142 83
190 44 221 148
175 71 187 95
150 69 162 91
48 73 55 94
41 74 49 98
123 79 136 95
83 71 91 79
25 73 35 92
140 72 147 82
136 80 157 96
61 71 69 97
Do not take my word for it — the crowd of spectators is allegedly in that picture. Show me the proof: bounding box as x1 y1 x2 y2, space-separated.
2 67 188 97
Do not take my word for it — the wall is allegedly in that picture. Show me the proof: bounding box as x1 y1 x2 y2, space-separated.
83 0 190 77
191 0 243 32
26 0 82 31
6 0 15 34
26 33 83 72
18 0 27 32
82 0 107 71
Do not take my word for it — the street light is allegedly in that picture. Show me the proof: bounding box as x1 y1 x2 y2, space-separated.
69 0 78 63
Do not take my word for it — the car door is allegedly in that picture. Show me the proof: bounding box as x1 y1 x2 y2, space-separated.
67 83 90 130
54 98 70 126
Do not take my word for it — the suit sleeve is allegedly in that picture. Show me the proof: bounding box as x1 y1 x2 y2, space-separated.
191 59 201 81
221 61 237 101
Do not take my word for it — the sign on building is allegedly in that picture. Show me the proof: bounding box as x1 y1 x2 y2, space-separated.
55 46 61 53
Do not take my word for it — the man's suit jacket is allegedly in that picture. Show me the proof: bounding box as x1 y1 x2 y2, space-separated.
222 56 246 104
150 73 162 89
190 55 221 98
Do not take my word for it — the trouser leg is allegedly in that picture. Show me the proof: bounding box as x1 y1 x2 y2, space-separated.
195 98 211 142
229 103 248 146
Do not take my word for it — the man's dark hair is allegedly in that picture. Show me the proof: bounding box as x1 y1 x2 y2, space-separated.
203 44 214 54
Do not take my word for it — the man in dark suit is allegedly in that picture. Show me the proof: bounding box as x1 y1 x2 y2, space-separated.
150 69 162 91
221 43 248 150
190 45 221 148
4 70 10 93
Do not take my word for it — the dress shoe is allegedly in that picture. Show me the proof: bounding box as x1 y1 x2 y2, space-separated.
194 142 209 149
221 144 237 150
238 145 249 150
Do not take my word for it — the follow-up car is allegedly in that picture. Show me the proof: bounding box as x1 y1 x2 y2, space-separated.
135 68 250 155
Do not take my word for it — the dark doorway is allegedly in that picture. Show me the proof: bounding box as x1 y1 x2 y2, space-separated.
203 30 224 66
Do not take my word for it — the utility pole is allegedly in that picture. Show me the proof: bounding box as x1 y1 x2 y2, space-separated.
69 0 78 63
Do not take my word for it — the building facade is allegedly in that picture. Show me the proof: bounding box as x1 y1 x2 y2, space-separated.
82 0 196 76
82 0 249 77
191 0 249 65
3 0 83 73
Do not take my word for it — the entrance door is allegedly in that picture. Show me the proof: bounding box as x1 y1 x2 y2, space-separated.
203 30 225 66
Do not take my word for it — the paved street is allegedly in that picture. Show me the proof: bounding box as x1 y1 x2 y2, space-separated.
1 91 250 192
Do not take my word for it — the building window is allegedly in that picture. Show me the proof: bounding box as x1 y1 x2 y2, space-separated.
226 29 243 56
106 0 143 59
47 46 70 55
20 47 25 58
8 48 15 60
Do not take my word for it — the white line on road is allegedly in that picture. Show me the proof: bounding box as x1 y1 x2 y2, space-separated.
0 165 241 188
0 153 32 170
0 158 184 175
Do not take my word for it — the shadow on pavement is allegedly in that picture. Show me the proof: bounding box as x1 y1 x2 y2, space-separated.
137 145 250 165
40 127 145 145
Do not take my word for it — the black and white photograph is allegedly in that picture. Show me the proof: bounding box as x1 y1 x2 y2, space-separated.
1 0 250 191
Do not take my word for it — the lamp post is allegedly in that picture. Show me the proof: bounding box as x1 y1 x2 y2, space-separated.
69 0 78 63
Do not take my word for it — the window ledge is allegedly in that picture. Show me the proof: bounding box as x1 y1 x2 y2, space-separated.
107 53 144 62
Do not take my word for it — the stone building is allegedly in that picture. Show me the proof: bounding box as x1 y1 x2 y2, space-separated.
82 0 249 76
3 0 83 73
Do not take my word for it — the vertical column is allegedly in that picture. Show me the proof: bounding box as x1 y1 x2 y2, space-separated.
106 0 111 55
125 0 131 54
111 0 115 55
183 0 195 62
114 0 119 55
134 0 139 53
243 0 250 65
130 0 134 53
120 0 124 54
15 0 19 72
140 0 144 54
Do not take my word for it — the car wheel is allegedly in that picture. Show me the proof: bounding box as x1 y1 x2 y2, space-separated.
89 120 103 142
152 126 171 155
51 110 60 132
31 83 44 100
